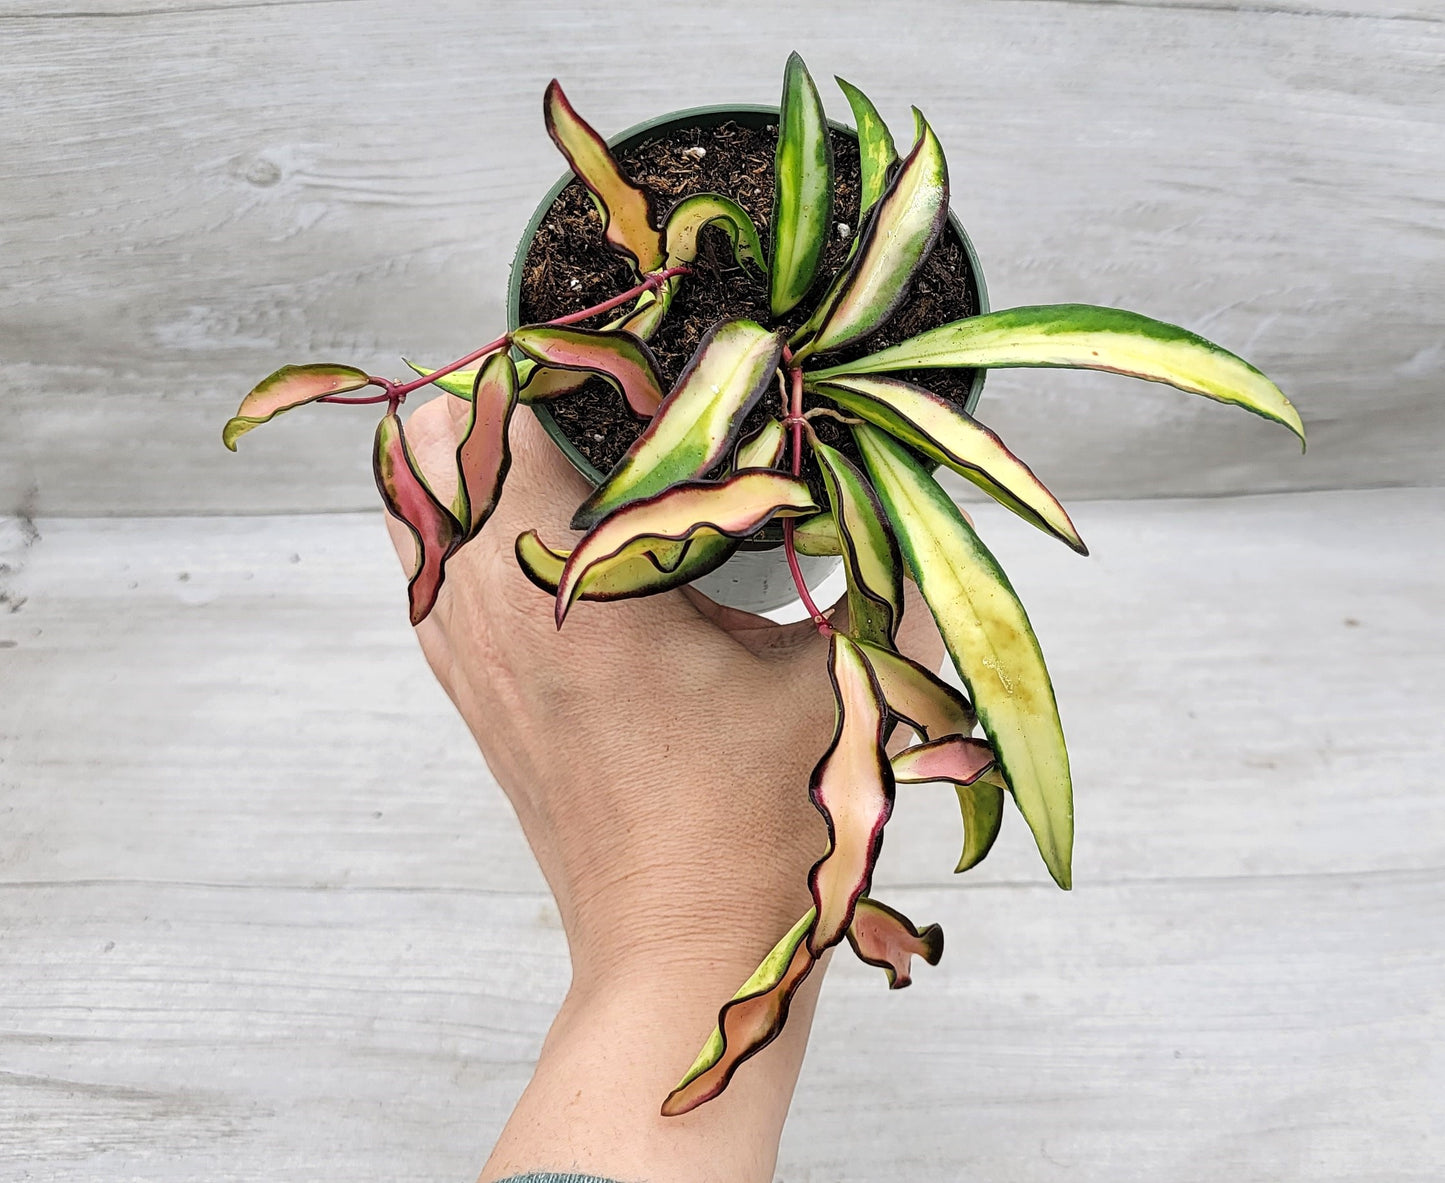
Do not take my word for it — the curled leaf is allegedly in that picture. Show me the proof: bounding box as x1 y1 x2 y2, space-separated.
854 638 975 743
892 735 1003 873
812 438 903 646
223 364 371 450
555 471 817 625
836 77 898 222
735 418 787 470
811 374 1085 553
812 304 1305 445
511 324 666 417
846 897 942 989
452 352 517 539
857 425 1073 889
770 52 834 316
664 192 766 272
374 411 460 626
572 319 785 530
544 80 664 273
514 529 736 602
662 910 818 1117
807 633 894 955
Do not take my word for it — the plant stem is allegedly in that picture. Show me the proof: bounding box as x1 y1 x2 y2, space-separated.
781 360 832 636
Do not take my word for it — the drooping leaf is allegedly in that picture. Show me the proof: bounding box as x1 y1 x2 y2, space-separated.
806 633 894 955
846 897 942 989
511 324 666 417
223 364 371 450
891 734 1003 872
835 77 898 222
793 115 948 360
555 471 816 625
811 438 902 646
810 374 1086 553
664 193 766 273
735 417 787 470
374 412 460 626
769 52 834 316
451 351 517 539
812 304 1305 445
856 425 1073 889
854 638 975 743
544 80 664 273
571 319 786 530
661 909 819 1117
514 528 736 602
792 511 841 556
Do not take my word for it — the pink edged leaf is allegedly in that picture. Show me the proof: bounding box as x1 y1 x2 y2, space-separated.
223 363 370 450
661 909 819 1117
514 528 737 602
511 324 666 417
544 80 664 273
571 319 786 530
810 373 1086 553
893 735 1003 871
373 411 460 626
846 897 943 989
806 633 895 956
855 638 976 744
555 471 817 625
811 438 903 647
734 417 787 470
452 351 518 539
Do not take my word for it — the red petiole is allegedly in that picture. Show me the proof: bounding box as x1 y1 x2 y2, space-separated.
780 355 833 636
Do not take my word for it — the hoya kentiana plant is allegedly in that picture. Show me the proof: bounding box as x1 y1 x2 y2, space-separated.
224 52 1304 1116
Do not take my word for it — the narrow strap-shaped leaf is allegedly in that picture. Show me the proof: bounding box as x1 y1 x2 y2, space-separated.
846 897 942 989
452 352 517 539
811 438 902 646
544 80 664 273
374 412 460 626
735 417 786 470
511 324 666 417
806 634 895 955
854 638 975 743
661 909 819 1117
224 364 370 450
792 511 841 556
571 319 785 530
958 768 1008 873
857 424 1073 889
812 304 1305 445
810 374 1086 553
835 77 897 222
892 734 995 785
794 115 948 360
556 471 816 625
769 52 834 316
514 528 736 602
664 193 766 273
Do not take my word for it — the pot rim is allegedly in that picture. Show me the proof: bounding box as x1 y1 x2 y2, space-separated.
505 101 990 511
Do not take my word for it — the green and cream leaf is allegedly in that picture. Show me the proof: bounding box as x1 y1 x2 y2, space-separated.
835 77 897 221
664 193 766 273
769 52 833 316
811 438 903 646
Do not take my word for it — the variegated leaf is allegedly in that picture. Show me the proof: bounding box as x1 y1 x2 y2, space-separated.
511 324 666 417
373 412 460 626
812 305 1305 444
661 910 818 1117
769 52 833 316
555 471 816 625
571 319 785 530
892 735 1003 872
735 417 787 470
810 374 1086 553
846 897 942 989
223 364 371 450
451 352 517 539
854 638 975 743
544 80 664 273
857 424 1073 889
811 438 902 646
514 528 735 602
806 633 894 955
835 77 897 222
664 192 766 273
792 511 841 556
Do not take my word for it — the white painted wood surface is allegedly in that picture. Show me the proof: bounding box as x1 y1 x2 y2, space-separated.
2 0 1442 515
2 487 1441 1180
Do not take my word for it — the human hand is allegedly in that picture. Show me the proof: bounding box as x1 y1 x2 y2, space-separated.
386 393 943 1183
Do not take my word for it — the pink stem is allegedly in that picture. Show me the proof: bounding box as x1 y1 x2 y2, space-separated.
781 360 832 636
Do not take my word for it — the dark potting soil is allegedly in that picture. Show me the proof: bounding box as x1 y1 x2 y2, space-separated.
517 120 981 503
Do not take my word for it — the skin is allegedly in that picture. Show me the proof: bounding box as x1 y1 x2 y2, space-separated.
385 394 944 1183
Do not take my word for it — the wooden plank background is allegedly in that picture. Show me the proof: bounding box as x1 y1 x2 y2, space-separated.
1 0 1441 515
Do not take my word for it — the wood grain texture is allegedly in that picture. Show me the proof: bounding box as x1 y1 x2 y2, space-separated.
1 0 1441 516
1 488 1440 1179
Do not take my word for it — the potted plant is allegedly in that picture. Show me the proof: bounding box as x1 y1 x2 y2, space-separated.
223 52 1304 1116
